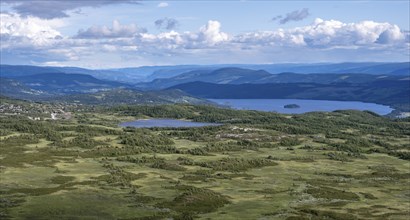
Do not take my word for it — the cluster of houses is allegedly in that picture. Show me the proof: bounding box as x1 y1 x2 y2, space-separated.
0 103 24 114
0 102 72 120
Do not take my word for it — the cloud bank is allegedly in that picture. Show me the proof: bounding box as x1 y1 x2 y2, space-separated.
1 0 140 19
1 12 408 67
0 13 63 47
75 20 144 39
237 18 407 48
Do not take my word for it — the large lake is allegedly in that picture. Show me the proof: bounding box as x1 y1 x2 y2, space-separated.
209 99 394 115
119 119 221 128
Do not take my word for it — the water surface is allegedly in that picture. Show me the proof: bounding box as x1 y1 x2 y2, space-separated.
119 119 221 128
209 99 393 115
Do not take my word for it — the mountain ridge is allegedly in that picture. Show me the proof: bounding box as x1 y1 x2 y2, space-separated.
50 88 211 105
136 67 408 90
0 76 210 105
9 72 128 94
170 80 410 111
2 62 408 84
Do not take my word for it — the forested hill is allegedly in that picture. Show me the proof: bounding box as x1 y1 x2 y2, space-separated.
2 62 408 84
135 68 273 89
51 89 211 105
14 72 127 93
170 80 410 111
135 67 409 90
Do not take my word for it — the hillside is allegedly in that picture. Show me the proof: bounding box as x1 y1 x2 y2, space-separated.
51 89 211 105
0 77 210 105
0 65 63 77
3 63 408 85
170 80 410 111
242 62 410 75
0 77 51 99
0 65 141 83
111 65 210 82
136 67 407 90
13 72 128 94
136 68 273 89
128 62 410 82
247 72 404 84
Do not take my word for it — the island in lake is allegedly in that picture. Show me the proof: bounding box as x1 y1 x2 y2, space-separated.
284 104 301 109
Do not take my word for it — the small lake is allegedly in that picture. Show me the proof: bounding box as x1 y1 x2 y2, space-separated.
119 119 221 128
209 99 394 115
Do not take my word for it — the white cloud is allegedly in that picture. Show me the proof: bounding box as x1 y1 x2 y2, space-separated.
136 20 228 49
47 48 81 61
234 18 408 49
1 15 408 67
75 20 143 39
197 20 229 45
2 0 140 19
376 25 405 44
157 2 169 8
0 13 64 48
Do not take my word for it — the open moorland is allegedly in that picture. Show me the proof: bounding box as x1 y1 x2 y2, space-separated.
1 99 409 219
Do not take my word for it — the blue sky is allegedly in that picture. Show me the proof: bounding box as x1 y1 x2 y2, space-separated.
1 0 409 68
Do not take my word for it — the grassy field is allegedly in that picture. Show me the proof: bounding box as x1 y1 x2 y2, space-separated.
1 104 409 219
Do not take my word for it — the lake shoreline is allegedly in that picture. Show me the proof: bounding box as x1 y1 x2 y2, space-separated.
119 118 222 128
209 99 394 115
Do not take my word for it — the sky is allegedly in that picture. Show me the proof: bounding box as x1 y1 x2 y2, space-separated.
0 0 409 68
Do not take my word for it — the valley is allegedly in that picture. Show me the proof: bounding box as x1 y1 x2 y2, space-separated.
1 1 409 219
0 63 409 219
0 98 409 219
1 63 409 114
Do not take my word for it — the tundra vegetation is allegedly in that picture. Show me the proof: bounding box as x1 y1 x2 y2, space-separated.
0 99 409 219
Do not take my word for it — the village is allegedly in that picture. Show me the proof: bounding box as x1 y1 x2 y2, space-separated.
0 100 76 120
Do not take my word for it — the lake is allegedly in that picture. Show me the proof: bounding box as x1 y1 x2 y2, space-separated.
209 99 394 115
119 119 222 128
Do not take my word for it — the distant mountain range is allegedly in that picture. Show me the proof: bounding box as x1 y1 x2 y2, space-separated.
52 89 210 105
113 62 410 82
0 74 209 105
1 63 409 111
246 62 410 75
0 65 140 83
136 67 409 89
136 68 273 89
170 80 410 111
14 72 128 94
1 62 409 84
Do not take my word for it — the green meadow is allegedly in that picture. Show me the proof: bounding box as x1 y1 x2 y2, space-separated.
1 103 409 219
